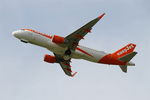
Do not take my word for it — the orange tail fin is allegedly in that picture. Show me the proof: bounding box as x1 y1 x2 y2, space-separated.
112 43 136 59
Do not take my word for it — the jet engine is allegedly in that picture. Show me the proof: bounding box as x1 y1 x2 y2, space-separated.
52 35 65 44
44 54 57 63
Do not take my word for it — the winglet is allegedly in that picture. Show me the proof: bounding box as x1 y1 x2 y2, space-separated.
98 13 105 20
71 72 77 77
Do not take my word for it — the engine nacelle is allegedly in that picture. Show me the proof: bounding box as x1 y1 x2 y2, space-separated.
44 54 57 63
52 35 65 44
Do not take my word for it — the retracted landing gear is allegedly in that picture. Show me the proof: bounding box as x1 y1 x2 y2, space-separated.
63 49 71 60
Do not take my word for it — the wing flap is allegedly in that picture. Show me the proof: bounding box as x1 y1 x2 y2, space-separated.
59 62 77 77
59 62 72 76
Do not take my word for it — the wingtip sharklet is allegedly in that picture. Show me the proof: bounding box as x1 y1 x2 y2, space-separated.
71 72 77 77
98 13 105 20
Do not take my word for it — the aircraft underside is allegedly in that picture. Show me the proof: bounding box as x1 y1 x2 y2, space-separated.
12 13 137 77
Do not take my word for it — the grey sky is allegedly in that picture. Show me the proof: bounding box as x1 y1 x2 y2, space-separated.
0 0 150 100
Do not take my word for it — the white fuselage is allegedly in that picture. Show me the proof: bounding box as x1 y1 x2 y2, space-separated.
12 29 107 63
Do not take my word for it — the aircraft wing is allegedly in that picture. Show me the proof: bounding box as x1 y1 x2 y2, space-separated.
65 13 105 50
54 53 77 77
59 62 77 77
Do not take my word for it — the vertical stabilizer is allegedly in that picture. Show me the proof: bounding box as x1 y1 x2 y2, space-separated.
112 43 136 59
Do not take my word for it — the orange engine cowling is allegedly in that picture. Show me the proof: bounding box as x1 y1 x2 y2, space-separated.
52 35 65 44
44 54 57 63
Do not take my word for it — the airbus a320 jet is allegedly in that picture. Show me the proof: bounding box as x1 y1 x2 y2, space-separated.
12 13 137 77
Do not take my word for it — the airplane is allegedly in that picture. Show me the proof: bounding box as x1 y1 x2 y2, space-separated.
12 13 137 77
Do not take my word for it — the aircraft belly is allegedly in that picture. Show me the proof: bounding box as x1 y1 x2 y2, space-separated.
29 35 107 63
47 42 67 55
27 33 50 48
29 34 107 63
28 34 66 54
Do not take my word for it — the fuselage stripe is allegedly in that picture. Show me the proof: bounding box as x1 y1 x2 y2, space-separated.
22 29 52 39
76 47 93 57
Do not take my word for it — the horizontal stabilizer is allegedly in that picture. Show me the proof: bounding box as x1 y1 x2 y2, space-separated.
119 52 137 62
119 65 127 73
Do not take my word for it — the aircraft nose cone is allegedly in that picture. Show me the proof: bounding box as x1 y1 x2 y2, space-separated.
12 30 20 38
12 31 17 37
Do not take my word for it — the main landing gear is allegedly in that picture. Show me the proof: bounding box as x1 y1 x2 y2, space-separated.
63 49 71 60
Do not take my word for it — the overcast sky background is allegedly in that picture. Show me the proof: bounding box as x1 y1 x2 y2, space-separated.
0 0 150 100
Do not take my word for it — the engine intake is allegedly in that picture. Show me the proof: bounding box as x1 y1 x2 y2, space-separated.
44 54 57 63
52 35 65 44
